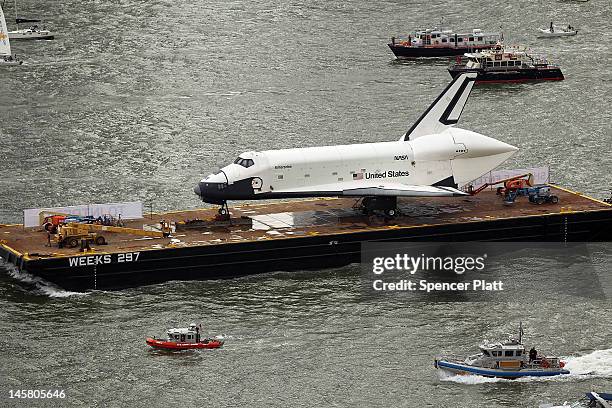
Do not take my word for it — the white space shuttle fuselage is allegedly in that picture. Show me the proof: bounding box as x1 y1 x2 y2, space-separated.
195 73 518 210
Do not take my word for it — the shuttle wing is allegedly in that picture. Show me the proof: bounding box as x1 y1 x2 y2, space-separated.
274 181 468 197
401 72 477 141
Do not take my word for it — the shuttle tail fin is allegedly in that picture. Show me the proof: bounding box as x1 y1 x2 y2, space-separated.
401 72 477 141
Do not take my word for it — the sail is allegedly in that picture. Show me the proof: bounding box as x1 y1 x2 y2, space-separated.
0 5 11 56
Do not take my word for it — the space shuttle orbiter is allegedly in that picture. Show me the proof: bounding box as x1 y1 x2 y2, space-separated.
194 73 517 216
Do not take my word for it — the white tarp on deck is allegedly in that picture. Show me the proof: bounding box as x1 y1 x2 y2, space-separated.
468 166 550 190
23 201 143 228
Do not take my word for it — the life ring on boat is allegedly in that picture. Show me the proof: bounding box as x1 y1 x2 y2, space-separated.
541 358 550 368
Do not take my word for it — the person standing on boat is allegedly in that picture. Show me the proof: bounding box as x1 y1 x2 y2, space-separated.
195 324 201 343
529 347 537 362
550 21 554 33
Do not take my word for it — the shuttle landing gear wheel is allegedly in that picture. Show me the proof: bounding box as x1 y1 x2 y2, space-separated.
385 208 397 217
216 202 231 221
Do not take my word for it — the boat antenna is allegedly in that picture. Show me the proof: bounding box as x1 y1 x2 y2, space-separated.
519 321 524 344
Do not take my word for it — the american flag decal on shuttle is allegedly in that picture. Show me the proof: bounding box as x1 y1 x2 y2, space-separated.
353 170 365 180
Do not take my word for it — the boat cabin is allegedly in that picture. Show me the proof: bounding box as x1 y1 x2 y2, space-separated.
407 28 500 47
166 323 201 344
481 339 525 356
461 47 554 70
464 338 528 369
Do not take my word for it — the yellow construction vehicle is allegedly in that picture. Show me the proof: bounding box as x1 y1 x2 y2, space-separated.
55 224 106 248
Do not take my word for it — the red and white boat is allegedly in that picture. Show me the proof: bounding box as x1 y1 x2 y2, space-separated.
146 323 224 350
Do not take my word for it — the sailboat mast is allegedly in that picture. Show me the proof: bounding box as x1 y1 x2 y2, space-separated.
13 0 16 29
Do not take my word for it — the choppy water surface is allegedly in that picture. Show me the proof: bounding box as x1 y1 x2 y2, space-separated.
1 0 611 406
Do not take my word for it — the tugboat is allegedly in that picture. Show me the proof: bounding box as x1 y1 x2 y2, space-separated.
537 22 578 38
146 323 224 351
448 44 564 83
434 323 570 379
388 27 501 58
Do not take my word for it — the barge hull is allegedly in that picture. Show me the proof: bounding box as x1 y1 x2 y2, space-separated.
389 44 494 58
448 67 564 83
2 206 611 291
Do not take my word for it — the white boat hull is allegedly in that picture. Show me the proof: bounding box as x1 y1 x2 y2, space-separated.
8 29 54 40
435 359 570 378
537 28 578 37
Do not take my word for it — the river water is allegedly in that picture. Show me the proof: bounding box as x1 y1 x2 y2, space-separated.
1 0 611 406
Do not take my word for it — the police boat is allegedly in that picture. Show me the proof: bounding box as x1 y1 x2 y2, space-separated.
434 324 569 379
146 323 224 350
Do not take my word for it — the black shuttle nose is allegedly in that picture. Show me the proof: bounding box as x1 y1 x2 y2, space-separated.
194 181 227 204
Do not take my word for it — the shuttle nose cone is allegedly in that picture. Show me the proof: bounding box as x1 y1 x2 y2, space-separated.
194 183 201 196
474 137 518 156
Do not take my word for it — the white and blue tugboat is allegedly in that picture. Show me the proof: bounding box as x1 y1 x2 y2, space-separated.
434 324 569 379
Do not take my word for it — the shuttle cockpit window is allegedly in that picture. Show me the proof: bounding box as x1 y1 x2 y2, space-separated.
234 157 255 168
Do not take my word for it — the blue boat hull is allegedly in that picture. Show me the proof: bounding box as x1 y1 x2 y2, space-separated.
587 392 612 401
435 360 570 378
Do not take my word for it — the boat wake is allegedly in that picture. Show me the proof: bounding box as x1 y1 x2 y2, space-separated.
439 348 612 384
563 348 612 378
1 260 86 298
438 370 502 384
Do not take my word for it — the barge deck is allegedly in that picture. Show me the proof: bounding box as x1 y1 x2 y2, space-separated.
1 185 611 291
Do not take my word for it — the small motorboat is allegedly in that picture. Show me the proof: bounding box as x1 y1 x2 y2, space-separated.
537 25 578 38
434 323 570 379
146 323 224 351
